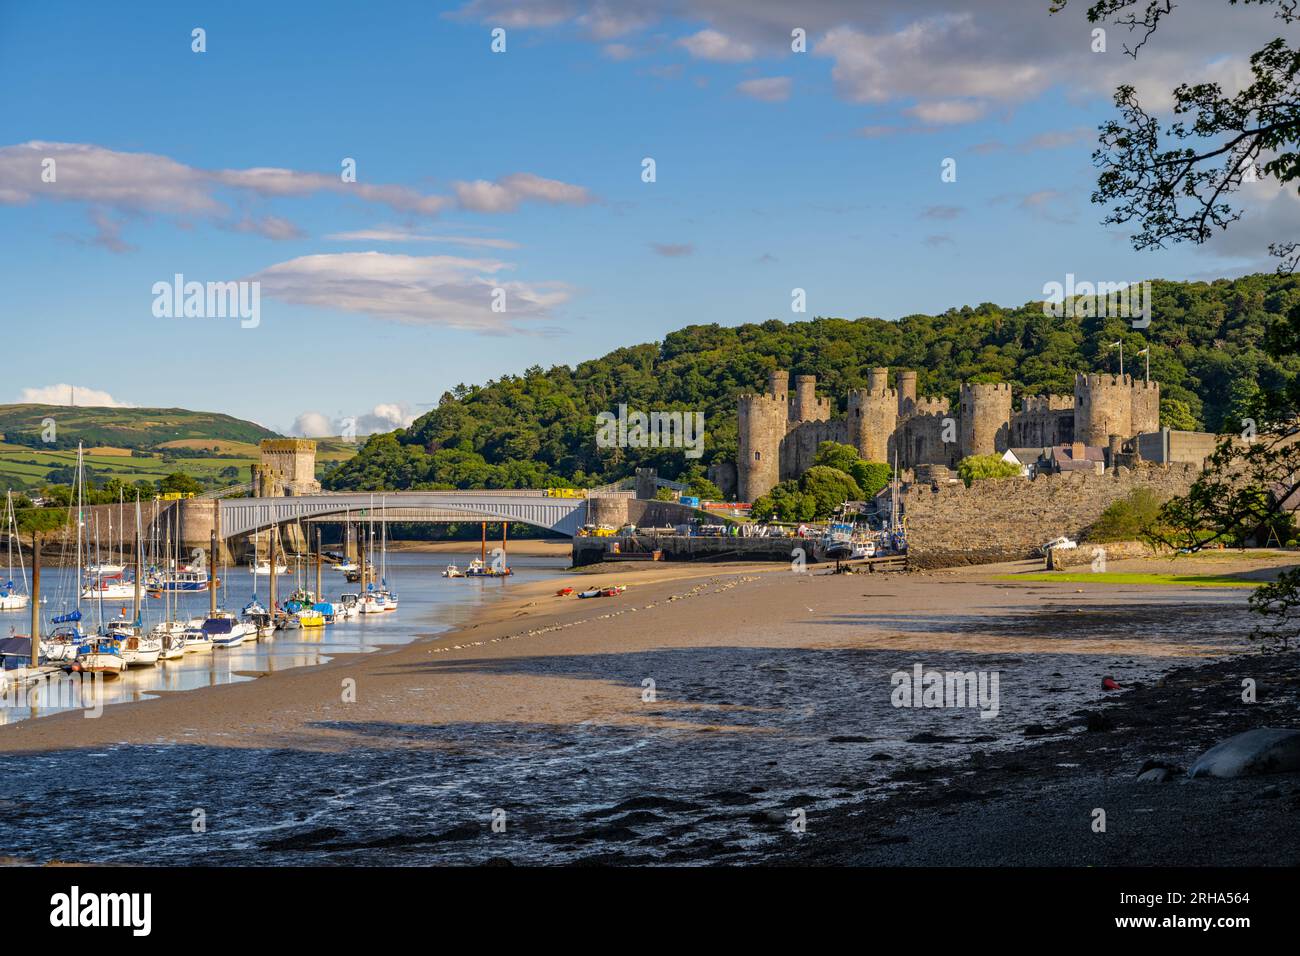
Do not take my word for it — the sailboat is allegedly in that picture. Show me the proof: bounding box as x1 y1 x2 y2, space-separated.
43 444 91 664
375 496 398 611
0 491 31 611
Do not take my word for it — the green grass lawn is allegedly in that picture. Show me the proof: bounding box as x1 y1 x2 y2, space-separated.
996 571 1263 588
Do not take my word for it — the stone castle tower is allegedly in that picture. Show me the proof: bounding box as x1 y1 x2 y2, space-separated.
252 439 321 497
736 367 1163 502
959 382 1012 458
1074 373 1160 446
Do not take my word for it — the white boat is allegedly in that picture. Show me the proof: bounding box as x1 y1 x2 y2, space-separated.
249 560 288 576
73 636 126 677
441 563 464 578
0 589 28 611
114 624 162 667
335 594 359 619
151 621 187 660
181 616 214 652
205 617 245 648
332 559 358 573
42 624 85 663
84 562 124 577
357 591 387 614
80 577 137 601
1 492 30 610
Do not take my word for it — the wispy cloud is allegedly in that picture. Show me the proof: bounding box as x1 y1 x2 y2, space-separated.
0 141 591 251
252 251 571 332
651 242 695 257
326 226 520 249
737 76 791 102
678 28 755 62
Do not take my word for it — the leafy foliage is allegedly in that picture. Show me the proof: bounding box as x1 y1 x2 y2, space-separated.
956 454 1023 486
751 466 862 522
813 441 891 497
1086 487 1171 542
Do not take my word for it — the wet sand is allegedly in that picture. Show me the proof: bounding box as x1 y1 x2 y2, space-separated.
0 552 1295 864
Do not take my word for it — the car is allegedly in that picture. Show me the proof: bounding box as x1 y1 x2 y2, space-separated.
1040 536 1078 554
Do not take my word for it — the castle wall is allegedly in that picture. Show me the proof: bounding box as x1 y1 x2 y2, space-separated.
780 418 849 479
902 463 1200 568
1011 395 1075 447
790 374 831 423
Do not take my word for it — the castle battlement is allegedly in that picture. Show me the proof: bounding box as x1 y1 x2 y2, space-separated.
736 367 1164 502
911 396 950 416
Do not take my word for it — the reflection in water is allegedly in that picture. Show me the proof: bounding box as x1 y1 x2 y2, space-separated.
0 550 564 725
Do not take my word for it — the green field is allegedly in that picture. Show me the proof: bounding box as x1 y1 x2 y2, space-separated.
997 571 1263 588
0 402 359 494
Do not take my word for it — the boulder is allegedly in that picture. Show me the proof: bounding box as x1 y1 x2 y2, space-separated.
1188 728 1300 779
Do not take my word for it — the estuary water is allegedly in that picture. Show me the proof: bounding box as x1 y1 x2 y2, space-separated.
0 550 566 725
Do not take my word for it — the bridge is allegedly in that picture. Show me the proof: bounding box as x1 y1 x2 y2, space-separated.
216 490 617 539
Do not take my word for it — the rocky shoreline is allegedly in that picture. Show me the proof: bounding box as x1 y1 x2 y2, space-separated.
767 648 1300 866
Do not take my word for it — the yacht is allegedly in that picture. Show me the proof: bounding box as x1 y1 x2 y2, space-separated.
73 636 126 677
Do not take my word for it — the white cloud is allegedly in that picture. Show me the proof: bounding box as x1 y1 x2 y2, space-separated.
291 403 417 438
737 76 791 102
904 98 987 124
453 172 595 213
19 384 133 407
0 141 590 250
326 226 520 249
291 411 334 438
678 28 755 62
252 251 572 332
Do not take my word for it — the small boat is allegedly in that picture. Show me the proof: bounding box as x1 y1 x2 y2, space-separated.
464 558 511 578
556 587 574 596
150 621 187 660
0 583 29 611
332 559 358 573
203 613 250 649
577 588 602 599
249 560 288 576
110 620 161 667
335 594 359 619
148 568 210 592
80 574 137 601
73 636 125 677
42 623 86 663
274 610 301 631
599 586 626 597
441 564 464 578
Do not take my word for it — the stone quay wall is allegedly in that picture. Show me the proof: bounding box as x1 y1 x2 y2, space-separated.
903 463 1200 569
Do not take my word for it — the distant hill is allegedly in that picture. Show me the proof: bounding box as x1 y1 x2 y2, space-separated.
0 405 279 451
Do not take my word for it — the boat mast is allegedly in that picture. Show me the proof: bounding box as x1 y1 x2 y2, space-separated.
75 443 83 614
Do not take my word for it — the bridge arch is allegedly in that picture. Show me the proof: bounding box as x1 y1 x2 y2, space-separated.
217 491 593 539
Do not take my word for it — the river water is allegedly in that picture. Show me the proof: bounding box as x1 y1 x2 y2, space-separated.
0 551 565 725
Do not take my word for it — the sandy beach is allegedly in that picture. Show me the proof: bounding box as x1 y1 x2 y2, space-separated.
1 549 1296 865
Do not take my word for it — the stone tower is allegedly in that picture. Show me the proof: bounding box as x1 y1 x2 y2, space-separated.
846 367 898 464
790 374 831 423
738 370 790 502
1131 378 1161 436
255 439 321 497
959 382 1012 458
1075 373 1134 446
897 370 917 417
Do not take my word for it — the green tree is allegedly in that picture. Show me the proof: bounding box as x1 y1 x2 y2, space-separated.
158 472 203 496
1087 487 1169 542
956 454 1022 486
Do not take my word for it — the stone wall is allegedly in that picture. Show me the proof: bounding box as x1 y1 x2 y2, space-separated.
902 463 1200 568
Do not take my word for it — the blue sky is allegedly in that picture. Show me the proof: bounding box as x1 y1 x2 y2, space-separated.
1 0 1290 434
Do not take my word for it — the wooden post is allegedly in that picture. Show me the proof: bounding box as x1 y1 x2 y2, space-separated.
29 533 40 667
480 522 486 565
315 529 322 600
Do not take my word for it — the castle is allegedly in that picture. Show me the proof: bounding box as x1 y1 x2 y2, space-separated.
735 368 1160 502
